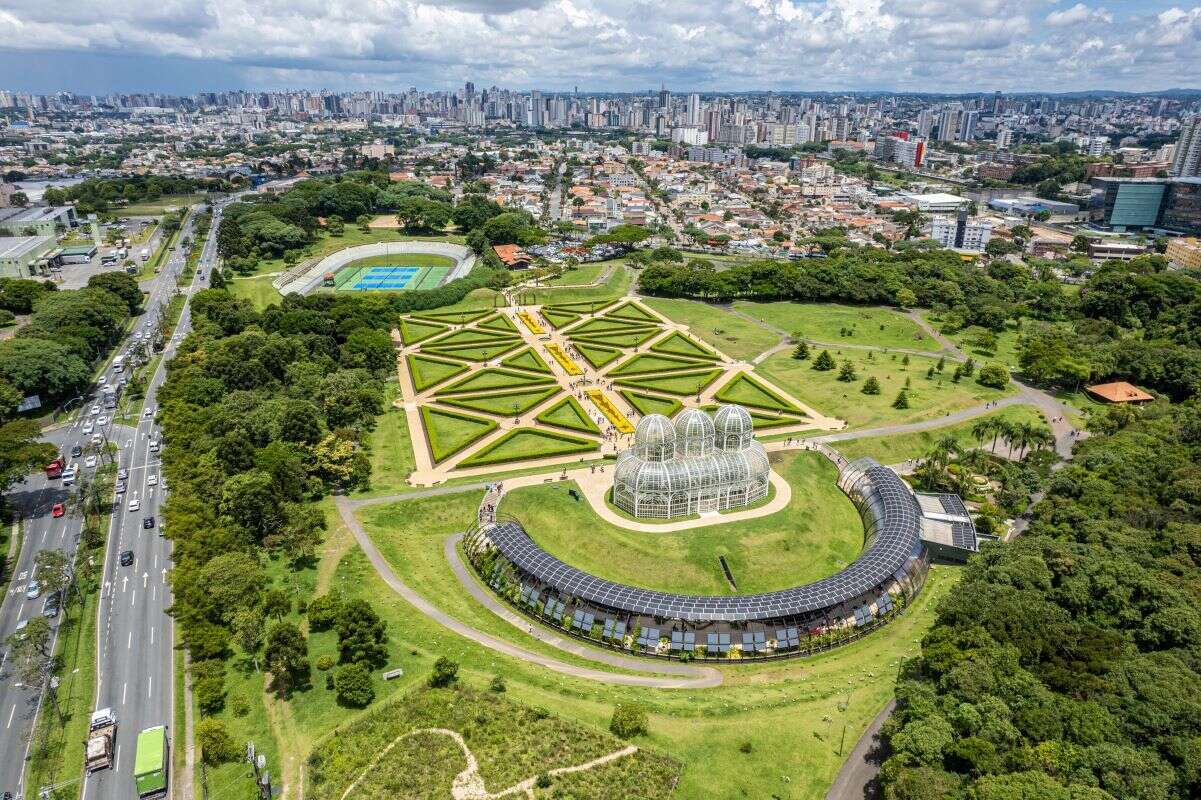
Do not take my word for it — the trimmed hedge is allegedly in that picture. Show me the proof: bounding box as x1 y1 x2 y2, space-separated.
406 353 469 392
607 352 715 377
535 396 601 434
541 309 581 329
425 328 521 347
410 307 493 324
575 342 623 369
457 428 599 467
619 389 683 418
439 386 560 417
420 406 497 462
604 302 659 323
476 312 518 333
614 368 724 396
649 330 718 360
569 328 661 349
713 372 806 414
398 318 447 345
436 367 556 395
500 347 553 374
422 340 524 363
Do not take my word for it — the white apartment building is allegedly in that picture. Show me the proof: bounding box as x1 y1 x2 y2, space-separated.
931 213 992 252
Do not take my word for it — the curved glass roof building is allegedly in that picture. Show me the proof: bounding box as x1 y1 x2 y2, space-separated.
613 405 770 519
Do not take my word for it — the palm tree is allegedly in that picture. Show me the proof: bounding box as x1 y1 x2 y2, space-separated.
991 420 1015 455
971 418 994 450
1011 421 1041 460
1023 427 1055 459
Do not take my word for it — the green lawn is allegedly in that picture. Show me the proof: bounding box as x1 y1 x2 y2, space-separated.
121 193 206 215
713 372 807 415
649 330 718 360
421 407 498 462
228 274 285 310
640 297 779 362
457 428 599 467
575 343 622 369
500 347 552 374
757 349 1014 429
358 382 416 496
535 396 601 434
539 262 607 286
502 451 861 594
615 368 724 396
921 313 1075 373
439 387 560 417
341 488 960 800
426 328 520 347
569 328 660 348
608 353 713 377
735 301 941 352
619 390 683 418
399 318 447 345
437 368 554 396
832 405 1048 464
407 354 469 392
423 340 523 363
519 263 631 306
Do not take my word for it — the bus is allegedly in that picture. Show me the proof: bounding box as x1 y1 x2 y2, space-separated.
134 726 169 798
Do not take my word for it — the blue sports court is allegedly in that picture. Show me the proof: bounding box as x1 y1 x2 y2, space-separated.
350 265 421 290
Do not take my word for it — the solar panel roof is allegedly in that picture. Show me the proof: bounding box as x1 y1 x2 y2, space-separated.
486 464 924 622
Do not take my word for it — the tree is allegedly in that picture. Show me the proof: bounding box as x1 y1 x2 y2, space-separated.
231 609 264 671
218 470 279 539
87 272 142 313
196 718 239 765
976 363 1010 389
985 238 1019 257
838 360 858 382
197 552 266 623
609 702 648 738
33 549 71 603
307 592 342 632
263 622 309 695
10 191 28 208
335 662 375 707
862 376 881 395
337 599 387 666
428 656 458 688
893 389 910 409
896 288 917 308
262 588 290 621
812 350 836 371
792 340 810 360
1070 234 1091 253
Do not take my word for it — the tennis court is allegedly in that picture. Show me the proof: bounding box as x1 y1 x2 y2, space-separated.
333 263 453 291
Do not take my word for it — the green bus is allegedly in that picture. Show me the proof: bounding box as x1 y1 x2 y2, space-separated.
134 725 169 798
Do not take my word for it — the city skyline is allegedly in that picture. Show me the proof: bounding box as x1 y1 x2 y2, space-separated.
0 0 1198 95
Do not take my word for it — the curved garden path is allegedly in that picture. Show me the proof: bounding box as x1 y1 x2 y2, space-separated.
339 726 638 800
335 495 723 688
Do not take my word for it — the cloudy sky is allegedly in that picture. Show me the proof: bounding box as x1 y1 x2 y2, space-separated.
0 0 1198 94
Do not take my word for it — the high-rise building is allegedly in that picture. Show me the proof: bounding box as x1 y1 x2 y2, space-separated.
937 109 959 142
658 86 671 110
931 208 992 252
686 93 701 125
958 111 978 141
996 128 1014 150
916 109 934 139
1172 118 1201 178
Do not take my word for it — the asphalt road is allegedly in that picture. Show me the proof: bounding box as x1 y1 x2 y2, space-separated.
84 201 223 800
0 199 222 800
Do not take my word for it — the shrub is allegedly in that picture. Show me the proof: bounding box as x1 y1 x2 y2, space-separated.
535 773 552 789
307 592 341 632
862 376 881 395
739 741 754 754
196 718 239 765
893 389 910 409
812 350 836 371
194 675 226 715
489 674 507 693
976 363 1010 389
429 656 459 688
335 663 375 708
609 702 648 738
315 655 335 671
838 361 857 382
229 692 250 717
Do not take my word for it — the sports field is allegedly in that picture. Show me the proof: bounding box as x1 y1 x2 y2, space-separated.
332 253 456 292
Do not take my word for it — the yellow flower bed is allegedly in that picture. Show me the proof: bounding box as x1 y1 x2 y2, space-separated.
517 310 545 334
585 389 635 433
546 343 583 376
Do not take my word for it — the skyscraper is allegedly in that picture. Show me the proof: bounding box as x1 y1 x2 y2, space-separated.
937 109 959 142
1172 118 1201 178
658 85 671 110
686 93 701 125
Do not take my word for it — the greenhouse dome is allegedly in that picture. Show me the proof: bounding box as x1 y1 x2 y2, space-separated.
612 405 770 519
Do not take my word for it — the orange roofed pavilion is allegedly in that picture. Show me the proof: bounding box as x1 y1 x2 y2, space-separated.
1085 381 1154 404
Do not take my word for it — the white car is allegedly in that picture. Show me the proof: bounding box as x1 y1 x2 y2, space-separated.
62 467 77 486
84 455 97 469
127 497 140 512
89 404 100 415
97 415 109 426
147 474 158 486
143 406 154 418
82 421 94 435
25 582 40 600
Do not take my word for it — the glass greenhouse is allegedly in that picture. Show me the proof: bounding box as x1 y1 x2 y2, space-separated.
612 405 771 519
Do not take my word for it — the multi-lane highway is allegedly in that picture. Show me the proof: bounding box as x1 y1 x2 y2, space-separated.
85 201 223 800
0 199 224 800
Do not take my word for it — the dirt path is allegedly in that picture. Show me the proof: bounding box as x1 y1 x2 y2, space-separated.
339 726 638 800
263 690 304 800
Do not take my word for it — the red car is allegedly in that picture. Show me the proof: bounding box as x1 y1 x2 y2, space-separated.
51 503 65 518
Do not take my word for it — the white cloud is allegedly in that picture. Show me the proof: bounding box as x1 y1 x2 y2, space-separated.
0 0 1194 91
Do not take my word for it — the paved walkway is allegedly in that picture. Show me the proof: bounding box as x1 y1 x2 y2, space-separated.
825 700 895 800
335 495 722 688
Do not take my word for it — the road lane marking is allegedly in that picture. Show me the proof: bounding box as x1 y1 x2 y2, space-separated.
131 589 136 607
151 626 155 644
122 682 127 704
6 703 14 728
115 743 121 773
148 676 153 697
127 630 132 649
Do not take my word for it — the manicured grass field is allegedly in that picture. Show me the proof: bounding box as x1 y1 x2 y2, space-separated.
607 352 714 377
565 316 661 337
426 328 520 347
535 396 601 434
344 489 960 800
604 301 660 323
539 262 607 286
407 354 469 392
832 405 1048 464
615 368 724 396
640 297 779 362
121 193 206 215
399 318 447 345
421 407 498 462
358 381 416 496
477 313 518 333
227 274 285 310
569 328 661 348
423 340 523 362
504 451 862 595
619 389 683 418
713 372 807 415
574 342 622 369
500 347 553 374
542 308 581 329
756 349 1015 430
438 386 560 416
649 330 718 360
734 301 940 352
437 368 555 395
458 428 599 467
519 262 631 306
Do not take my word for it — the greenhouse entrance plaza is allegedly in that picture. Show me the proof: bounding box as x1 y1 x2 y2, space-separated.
391 298 843 487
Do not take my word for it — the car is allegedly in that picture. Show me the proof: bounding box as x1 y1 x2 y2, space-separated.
117 468 128 480
97 415 109 426
119 550 134 566
84 455 97 469
133 332 143 341
149 440 160 453
147 474 158 486
62 467 76 486
25 581 40 600
82 421 94 435
42 593 60 618
51 503 64 518
90 433 104 446
71 444 83 457
143 406 154 418
89 404 100 415
127 498 140 512
143 516 155 529
114 481 126 495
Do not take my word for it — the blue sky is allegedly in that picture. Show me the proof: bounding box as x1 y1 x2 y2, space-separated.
0 1 1197 94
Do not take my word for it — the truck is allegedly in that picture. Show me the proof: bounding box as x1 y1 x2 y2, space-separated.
102 387 118 409
140 247 150 262
85 708 117 773
44 454 65 479
134 725 169 798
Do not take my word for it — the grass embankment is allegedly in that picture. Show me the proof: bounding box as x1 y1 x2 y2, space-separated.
832 405 1049 464
502 451 861 594
121 194 206 216
640 297 780 362
518 263 630 306
537 262 607 287
757 348 1014 430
